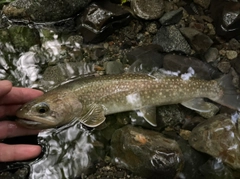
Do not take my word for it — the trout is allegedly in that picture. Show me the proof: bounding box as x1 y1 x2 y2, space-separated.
16 73 240 129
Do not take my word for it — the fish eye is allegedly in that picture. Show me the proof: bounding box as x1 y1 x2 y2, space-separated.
36 103 49 114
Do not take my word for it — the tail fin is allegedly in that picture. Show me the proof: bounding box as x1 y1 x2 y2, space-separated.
214 74 240 110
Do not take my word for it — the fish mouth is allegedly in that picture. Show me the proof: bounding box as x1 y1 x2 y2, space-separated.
17 118 43 126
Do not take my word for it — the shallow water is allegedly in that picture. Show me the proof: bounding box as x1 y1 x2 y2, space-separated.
30 119 106 179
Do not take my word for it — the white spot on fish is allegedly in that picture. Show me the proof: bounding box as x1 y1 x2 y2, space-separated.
181 67 195 81
126 93 142 108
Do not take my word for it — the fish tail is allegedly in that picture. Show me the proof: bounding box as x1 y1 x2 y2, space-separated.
214 74 240 110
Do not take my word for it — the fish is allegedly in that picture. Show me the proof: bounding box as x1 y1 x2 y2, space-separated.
16 73 240 129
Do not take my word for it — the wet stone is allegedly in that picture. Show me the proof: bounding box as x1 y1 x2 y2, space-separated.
180 27 213 53
230 57 240 75
199 158 234 179
210 0 240 39
204 47 219 63
111 125 183 179
157 105 185 128
0 25 40 52
163 54 221 80
194 0 210 9
159 8 183 26
189 114 240 170
153 25 191 54
104 60 124 75
226 50 238 60
2 0 91 22
176 138 210 179
126 44 164 73
131 0 165 20
78 0 131 43
217 60 231 74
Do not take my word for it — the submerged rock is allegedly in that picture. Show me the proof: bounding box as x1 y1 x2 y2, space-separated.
153 25 191 54
210 0 240 39
189 114 240 170
3 0 91 22
77 0 131 43
0 25 40 52
126 44 164 73
163 54 221 80
180 27 213 54
111 125 183 179
159 8 183 26
131 0 165 20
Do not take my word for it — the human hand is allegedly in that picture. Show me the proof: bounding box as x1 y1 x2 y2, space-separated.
0 80 43 162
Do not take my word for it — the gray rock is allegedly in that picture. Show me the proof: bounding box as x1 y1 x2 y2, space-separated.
3 0 92 22
126 44 164 73
217 60 231 73
157 105 185 128
131 0 165 20
159 8 183 25
78 1 131 43
111 125 183 179
194 0 211 9
204 47 219 63
163 54 222 80
180 27 213 53
189 114 240 170
104 60 124 75
226 50 238 60
153 25 191 54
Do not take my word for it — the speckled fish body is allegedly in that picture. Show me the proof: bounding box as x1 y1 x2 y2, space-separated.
16 73 240 129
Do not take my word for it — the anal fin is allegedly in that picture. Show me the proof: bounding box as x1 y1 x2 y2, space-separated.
181 98 211 112
137 106 157 126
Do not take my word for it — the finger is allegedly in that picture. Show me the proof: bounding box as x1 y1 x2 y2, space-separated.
0 104 22 118
0 143 41 162
0 87 43 105
0 121 40 139
0 80 12 97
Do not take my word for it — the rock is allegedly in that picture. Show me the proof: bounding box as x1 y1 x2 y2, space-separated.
146 22 158 34
0 25 40 52
111 125 183 179
194 0 210 9
131 0 165 20
163 54 221 80
199 158 234 179
77 0 131 43
217 60 231 73
159 8 183 26
230 57 240 75
180 27 213 53
226 50 238 60
189 114 240 170
2 0 91 22
104 60 124 75
176 139 210 179
204 47 219 63
157 105 185 128
126 44 164 73
210 0 240 39
153 25 191 54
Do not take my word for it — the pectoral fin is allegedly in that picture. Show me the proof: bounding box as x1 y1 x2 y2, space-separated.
181 98 211 112
80 103 106 127
138 106 157 126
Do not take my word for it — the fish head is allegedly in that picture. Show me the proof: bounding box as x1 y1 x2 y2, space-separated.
16 92 82 129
